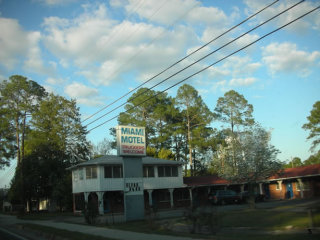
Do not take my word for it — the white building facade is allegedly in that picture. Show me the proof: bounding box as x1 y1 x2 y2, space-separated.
69 155 190 215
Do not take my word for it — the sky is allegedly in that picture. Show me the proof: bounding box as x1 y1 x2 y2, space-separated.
0 0 320 187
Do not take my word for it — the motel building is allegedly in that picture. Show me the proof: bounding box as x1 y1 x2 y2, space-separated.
69 126 320 222
69 155 190 218
69 126 191 222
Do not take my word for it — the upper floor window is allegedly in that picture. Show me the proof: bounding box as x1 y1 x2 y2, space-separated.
104 165 123 178
86 166 97 179
158 166 178 177
74 168 84 181
79 168 84 180
143 166 155 178
73 171 79 182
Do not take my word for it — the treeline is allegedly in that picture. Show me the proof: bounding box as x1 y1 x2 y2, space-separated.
113 84 274 177
1 75 318 211
1 75 91 211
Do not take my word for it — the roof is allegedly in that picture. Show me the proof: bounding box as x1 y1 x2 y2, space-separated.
183 175 230 187
268 163 320 181
68 155 183 170
183 164 320 187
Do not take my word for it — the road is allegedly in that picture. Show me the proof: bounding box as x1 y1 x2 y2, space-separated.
0 226 29 240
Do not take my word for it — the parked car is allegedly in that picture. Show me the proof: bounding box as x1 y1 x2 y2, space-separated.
239 191 266 203
208 190 241 205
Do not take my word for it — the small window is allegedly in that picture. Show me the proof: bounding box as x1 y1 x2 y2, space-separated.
73 171 78 182
86 166 97 179
165 166 171 177
276 183 280 190
158 166 165 177
172 166 178 177
143 166 154 178
104 166 112 178
104 165 123 178
158 166 178 177
79 169 83 180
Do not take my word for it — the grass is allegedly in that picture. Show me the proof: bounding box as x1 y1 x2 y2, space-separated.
9 200 320 240
107 204 320 240
19 223 116 240
17 211 79 220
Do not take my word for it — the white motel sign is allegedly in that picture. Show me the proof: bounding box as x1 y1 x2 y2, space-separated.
116 125 146 156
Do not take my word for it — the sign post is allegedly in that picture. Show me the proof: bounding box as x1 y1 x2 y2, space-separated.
116 126 146 221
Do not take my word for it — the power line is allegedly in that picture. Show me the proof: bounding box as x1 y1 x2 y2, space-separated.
85 0 302 127
88 4 320 133
82 0 279 123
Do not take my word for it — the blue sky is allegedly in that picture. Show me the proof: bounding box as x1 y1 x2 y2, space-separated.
0 0 320 187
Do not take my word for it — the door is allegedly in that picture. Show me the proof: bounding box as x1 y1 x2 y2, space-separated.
286 183 293 199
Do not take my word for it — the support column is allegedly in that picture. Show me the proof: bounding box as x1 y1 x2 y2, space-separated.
169 189 174 209
97 192 104 215
259 183 263 195
277 180 283 199
84 192 89 204
189 188 193 207
147 190 153 207
240 184 245 193
72 194 76 213
297 179 304 199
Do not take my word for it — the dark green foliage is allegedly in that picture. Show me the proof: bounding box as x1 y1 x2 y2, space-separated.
0 75 47 167
303 101 320 151
5 75 90 211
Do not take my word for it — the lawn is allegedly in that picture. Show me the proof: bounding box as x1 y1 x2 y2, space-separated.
19 223 116 240
108 204 320 240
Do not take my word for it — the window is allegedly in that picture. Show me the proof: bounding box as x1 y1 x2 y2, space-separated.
143 166 154 177
104 165 123 178
296 181 310 191
73 171 78 182
276 183 280 190
79 169 84 180
158 166 178 177
86 166 97 179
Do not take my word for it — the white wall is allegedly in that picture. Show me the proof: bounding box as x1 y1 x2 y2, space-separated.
72 165 184 193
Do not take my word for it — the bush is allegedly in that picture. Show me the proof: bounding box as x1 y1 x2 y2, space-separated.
84 201 98 224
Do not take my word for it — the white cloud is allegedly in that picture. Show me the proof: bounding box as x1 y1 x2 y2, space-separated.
46 77 65 85
64 82 98 98
0 17 54 75
229 77 257 86
0 18 29 69
244 0 320 34
43 3 198 86
64 82 104 107
262 42 320 77
110 0 127 8
35 0 76 6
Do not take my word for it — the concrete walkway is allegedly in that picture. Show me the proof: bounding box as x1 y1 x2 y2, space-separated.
0 214 199 240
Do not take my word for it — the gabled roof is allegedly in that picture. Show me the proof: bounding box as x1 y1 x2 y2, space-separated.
183 175 230 187
68 155 183 170
268 163 320 181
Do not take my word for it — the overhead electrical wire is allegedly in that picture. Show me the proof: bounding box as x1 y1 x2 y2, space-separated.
82 0 279 123
87 3 320 133
85 0 302 127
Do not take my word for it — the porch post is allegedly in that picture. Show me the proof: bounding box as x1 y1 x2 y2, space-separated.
97 192 104 215
277 180 283 199
84 192 89 204
169 189 174 208
147 190 153 207
259 183 263 195
240 184 245 193
297 179 304 199
188 188 193 207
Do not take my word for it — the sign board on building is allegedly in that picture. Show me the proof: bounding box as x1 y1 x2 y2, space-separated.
116 125 146 156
